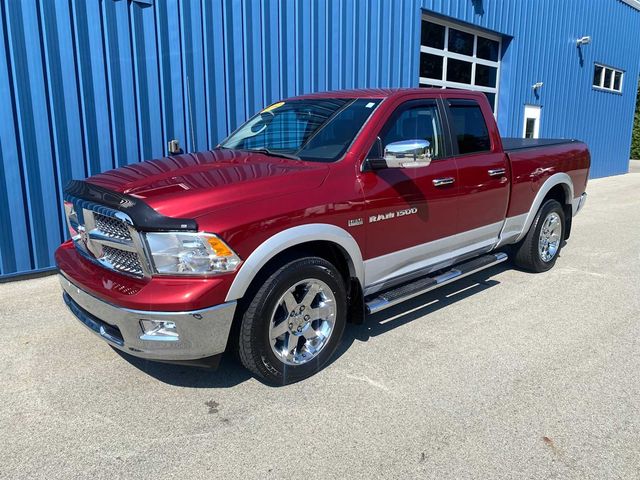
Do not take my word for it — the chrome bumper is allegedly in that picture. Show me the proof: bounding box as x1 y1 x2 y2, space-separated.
572 192 587 216
59 273 236 361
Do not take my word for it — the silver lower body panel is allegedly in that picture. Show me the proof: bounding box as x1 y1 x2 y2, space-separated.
59 272 236 361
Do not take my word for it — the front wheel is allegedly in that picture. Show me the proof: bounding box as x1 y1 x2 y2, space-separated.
513 199 565 272
237 256 347 385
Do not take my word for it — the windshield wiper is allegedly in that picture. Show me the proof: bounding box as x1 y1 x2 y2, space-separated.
245 148 300 161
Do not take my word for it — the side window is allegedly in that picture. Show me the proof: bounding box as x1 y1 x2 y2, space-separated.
374 103 444 159
448 100 491 154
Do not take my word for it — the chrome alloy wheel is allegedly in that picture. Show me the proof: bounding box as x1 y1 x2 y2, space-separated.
268 278 336 366
538 211 562 262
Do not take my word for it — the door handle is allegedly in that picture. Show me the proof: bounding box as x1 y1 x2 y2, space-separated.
488 168 506 177
432 177 455 187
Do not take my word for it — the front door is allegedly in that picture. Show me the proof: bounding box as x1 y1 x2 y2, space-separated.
359 99 461 289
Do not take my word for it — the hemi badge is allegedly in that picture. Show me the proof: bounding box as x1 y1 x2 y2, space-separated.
348 218 363 227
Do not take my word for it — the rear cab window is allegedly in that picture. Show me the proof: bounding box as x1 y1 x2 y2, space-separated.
447 99 492 155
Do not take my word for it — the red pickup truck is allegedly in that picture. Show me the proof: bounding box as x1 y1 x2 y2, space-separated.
56 88 589 384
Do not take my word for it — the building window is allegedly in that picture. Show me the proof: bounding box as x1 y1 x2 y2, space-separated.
593 64 624 93
420 17 501 112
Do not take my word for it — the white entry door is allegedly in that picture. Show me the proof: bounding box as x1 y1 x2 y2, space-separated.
523 105 541 139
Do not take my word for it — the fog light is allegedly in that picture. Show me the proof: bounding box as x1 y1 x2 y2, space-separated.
139 319 179 341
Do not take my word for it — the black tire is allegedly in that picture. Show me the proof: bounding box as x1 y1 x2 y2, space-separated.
237 256 347 385
513 199 565 272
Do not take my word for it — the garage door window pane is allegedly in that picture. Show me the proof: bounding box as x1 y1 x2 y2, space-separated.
448 28 474 56
420 53 444 80
477 37 499 61
484 92 496 111
421 21 445 49
447 59 472 84
475 65 497 88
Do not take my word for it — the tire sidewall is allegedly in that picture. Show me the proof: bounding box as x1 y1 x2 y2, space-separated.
251 259 347 383
530 199 565 271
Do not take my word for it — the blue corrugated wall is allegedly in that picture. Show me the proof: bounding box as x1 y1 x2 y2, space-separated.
1 0 639 278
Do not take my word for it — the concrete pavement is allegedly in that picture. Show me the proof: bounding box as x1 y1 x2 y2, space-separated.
1 172 639 480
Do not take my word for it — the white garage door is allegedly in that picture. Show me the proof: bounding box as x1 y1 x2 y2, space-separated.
419 16 502 112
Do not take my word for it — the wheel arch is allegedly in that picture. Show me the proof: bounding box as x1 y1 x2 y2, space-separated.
225 224 364 302
515 173 573 243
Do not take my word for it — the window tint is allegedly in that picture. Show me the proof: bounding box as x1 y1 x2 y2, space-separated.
448 100 491 154
603 68 612 89
299 99 381 162
375 103 444 159
420 52 444 80
475 64 497 88
476 37 499 61
524 118 536 139
448 28 473 55
446 59 472 84
221 98 380 162
421 21 445 49
593 65 603 86
483 93 496 112
613 71 622 91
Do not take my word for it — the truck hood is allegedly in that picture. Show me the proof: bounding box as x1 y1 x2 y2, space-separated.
87 149 330 219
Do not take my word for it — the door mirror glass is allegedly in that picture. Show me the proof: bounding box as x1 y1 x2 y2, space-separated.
383 139 432 168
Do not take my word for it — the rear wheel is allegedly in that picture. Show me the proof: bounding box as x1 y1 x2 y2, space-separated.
237 256 347 385
513 199 565 272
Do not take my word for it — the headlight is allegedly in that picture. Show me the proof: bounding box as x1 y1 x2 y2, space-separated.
145 232 241 275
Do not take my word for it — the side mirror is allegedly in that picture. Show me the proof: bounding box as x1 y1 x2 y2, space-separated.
383 139 432 169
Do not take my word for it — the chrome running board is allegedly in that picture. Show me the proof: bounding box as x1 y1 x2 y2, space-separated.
365 252 508 314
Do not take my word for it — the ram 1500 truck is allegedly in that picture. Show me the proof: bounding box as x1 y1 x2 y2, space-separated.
56 88 589 384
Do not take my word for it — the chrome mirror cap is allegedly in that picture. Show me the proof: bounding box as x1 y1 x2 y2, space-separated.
383 139 432 168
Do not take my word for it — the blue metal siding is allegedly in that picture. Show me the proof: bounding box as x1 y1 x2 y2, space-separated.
0 0 639 278
421 0 640 178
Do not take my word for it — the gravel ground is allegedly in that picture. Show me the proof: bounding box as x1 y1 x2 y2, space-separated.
1 172 639 480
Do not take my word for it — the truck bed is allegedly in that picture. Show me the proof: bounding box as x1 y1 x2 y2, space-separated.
502 138 579 152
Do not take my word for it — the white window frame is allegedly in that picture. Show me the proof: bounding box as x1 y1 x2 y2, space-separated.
593 63 624 93
419 15 502 113
522 105 541 139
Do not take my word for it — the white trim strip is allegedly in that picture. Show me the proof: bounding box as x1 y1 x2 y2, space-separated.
422 15 502 41
420 46 500 68
419 77 497 94
364 221 503 287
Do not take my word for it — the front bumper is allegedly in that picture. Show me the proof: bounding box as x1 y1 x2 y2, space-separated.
59 272 236 362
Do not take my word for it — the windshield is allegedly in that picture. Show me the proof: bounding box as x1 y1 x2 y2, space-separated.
219 98 381 162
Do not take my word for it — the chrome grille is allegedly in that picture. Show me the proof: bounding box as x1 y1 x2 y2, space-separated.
64 195 150 278
101 246 144 276
93 212 132 241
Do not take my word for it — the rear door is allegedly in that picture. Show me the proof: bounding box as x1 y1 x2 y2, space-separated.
444 98 510 249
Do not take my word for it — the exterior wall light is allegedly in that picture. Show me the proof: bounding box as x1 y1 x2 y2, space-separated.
576 36 591 46
532 82 544 91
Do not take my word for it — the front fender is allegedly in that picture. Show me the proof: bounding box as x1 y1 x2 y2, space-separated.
224 224 364 302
